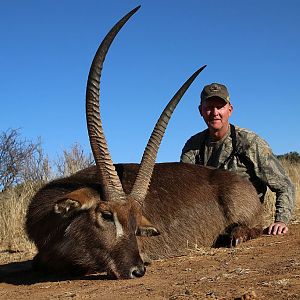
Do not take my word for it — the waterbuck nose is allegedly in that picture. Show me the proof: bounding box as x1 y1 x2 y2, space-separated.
131 265 146 278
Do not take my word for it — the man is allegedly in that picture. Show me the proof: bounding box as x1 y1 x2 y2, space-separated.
180 83 295 235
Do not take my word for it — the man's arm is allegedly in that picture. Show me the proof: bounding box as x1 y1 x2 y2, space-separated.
180 149 197 164
180 132 204 164
246 136 295 234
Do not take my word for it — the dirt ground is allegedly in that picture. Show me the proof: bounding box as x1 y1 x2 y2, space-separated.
0 224 299 300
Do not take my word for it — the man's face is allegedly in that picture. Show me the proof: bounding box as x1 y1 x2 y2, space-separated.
199 97 233 131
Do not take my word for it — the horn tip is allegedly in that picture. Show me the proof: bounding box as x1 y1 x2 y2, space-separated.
133 5 141 13
200 64 207 71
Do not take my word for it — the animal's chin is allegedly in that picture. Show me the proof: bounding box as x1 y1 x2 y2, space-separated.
106 269 119 279
106 269 142 280
106 269 129 280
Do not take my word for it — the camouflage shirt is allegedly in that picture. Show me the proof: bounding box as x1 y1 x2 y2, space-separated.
180 124 295 224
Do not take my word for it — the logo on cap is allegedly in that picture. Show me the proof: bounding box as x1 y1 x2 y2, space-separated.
209 84 221 93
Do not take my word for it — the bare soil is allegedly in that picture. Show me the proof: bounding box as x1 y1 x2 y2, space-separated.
0 224 299 300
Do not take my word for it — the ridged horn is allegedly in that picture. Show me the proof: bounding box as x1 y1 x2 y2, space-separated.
86 6 141 202
130 65 207 204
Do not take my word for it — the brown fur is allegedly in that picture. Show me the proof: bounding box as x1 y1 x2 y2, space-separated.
26 162 262 278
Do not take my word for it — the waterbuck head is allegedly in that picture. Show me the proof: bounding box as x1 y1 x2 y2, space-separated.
53 6 206 279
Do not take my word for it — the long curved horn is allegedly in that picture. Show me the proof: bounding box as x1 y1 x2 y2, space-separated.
86 6 140 202
130 65 207 204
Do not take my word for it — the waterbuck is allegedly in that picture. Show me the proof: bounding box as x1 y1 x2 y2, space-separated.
26 6 262 279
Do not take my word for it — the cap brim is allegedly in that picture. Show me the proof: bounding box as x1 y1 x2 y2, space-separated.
201 95 230 103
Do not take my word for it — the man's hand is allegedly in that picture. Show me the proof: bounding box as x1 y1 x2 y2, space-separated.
267 221 288 235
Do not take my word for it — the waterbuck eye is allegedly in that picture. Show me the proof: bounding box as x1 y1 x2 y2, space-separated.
101 211 114 222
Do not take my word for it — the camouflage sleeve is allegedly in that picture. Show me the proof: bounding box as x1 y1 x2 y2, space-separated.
180 149 197 164
180 133 203 164
246 136 295 224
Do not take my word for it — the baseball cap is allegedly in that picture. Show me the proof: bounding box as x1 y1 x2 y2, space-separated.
200 83 230 104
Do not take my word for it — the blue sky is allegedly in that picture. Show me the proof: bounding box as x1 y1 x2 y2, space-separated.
1 1 299 163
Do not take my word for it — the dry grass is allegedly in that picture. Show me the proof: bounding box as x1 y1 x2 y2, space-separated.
0 161 299 253
0 182 39 253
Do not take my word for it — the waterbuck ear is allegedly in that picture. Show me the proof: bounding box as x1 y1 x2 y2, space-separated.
54 188 99 216
136 216 160 237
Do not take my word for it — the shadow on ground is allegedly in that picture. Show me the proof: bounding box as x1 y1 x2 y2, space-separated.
0 260 108 285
